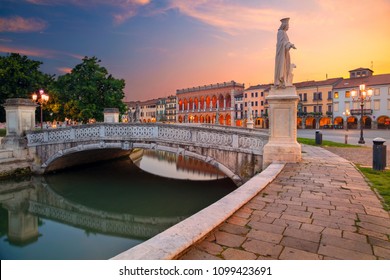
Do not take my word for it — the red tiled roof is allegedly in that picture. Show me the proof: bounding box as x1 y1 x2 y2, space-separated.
294 78 343 89
334 74 390 89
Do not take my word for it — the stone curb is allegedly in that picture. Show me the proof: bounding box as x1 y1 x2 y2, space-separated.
111 162 285 260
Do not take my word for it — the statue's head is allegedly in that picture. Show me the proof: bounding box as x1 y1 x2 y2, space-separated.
279 17 290 30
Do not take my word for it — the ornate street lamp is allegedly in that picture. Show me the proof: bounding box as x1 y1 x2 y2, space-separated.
351 84 372 144
32 89 49 129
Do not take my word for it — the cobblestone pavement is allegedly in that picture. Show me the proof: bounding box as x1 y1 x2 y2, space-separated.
179 145 390 260
324 146 390 168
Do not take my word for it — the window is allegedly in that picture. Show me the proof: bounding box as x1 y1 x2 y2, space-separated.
345 91 351 98
251 92 254 98
374 100 380 110
255 101 258 106
319 105 322 113
328 91 332 100
345 102 350 111
318 92 322 100
303 106 307 113
334 102 339 112
251 101 254 106
374 88 380 96
303 93 307 101
313 92 317 101
313 106 317 112
261 92 264 97
299 93 302 101
245 102 247 107
328 105 332 113
245 93 247 98
255 92 258 97
261 101 264 106
334 92 339 99
365 100 371 109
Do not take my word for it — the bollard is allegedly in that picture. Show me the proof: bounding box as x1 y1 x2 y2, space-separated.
315 130 322 145
345 134 348 144
373 137 386 171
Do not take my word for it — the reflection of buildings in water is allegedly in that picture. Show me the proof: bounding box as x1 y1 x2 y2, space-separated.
141 149 225 178
176 155 225 177
0 177 187 246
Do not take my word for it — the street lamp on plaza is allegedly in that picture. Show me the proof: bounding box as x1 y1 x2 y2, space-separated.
342 109 350 131
32 89 49 129
351 84 372 144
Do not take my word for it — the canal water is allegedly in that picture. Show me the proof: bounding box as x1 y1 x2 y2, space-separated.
0 150 236 260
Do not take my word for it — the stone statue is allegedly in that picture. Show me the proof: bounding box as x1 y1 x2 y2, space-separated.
274 17 296 88
135 102 141 123
128 108 134 123
248 102 253 121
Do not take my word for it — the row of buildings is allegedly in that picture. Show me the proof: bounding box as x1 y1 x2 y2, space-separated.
125 68 390 130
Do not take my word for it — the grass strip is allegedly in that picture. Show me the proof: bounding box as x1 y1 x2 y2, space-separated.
357 167 390 211
297 137 361 148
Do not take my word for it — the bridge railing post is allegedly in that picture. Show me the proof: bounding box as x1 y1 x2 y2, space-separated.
99 125 105 137
232 134 238 148
70 127 76 140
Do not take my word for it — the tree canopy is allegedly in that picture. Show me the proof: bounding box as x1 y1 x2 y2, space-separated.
0 53 54 122
54 56 126 122
0 54 127 123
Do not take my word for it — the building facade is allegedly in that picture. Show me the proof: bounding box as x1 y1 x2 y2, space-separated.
295 78 342 129
156 98 166 122
176 81 245 125
244 84 270 128
332 68 390 129
165 95 177 123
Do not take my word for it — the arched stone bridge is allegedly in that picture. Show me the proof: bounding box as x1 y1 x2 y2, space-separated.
26 123 268 185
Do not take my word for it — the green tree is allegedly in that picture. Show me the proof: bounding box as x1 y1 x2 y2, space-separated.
55 56 126 122
0 53 54 122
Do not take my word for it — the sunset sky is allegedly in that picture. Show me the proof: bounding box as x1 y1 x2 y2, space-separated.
1 0 390 101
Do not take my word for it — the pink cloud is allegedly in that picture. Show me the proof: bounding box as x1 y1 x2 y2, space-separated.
57 67 72 74
0 45 51 57
0 16 47 32
26 0 152 24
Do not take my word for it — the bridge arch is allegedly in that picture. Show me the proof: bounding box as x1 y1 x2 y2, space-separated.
26 123 268 186
42 141 243 185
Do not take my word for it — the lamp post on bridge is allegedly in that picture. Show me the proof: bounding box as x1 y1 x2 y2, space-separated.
351 84 372 144
32 89 49 129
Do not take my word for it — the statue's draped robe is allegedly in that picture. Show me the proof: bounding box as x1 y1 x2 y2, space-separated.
274 29 293 87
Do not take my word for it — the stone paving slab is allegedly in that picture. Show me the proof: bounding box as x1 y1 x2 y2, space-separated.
180 145 390 260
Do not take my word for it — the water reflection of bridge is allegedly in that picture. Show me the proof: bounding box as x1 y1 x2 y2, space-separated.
142 149 225 177
0 178 187 245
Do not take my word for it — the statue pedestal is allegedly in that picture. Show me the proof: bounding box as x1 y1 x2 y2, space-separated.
1 99 37 158
247 120 254 129
103 108 119 123
263 86 301 168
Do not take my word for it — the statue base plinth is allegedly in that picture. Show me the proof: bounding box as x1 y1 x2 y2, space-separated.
263 86 301 168
246 120 254 129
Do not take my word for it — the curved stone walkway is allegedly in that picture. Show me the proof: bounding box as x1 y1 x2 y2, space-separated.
179 145 390 260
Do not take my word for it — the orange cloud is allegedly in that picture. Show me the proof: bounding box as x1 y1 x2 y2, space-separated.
0 16 47 32
168 0 286 35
